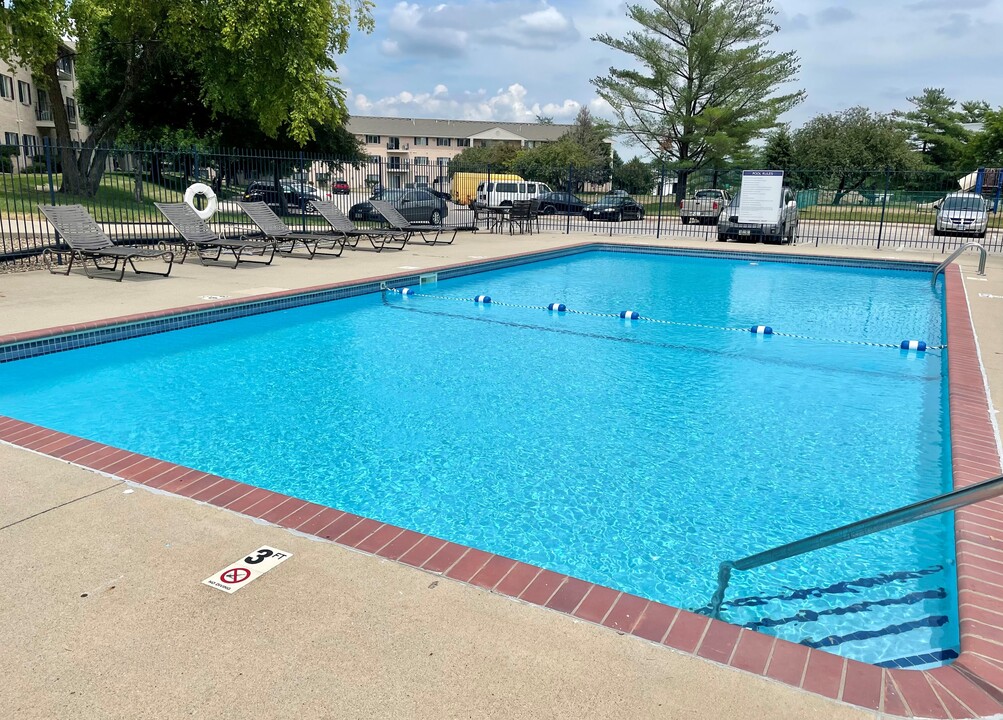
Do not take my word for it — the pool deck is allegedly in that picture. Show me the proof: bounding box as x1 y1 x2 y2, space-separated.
1 231 1002 719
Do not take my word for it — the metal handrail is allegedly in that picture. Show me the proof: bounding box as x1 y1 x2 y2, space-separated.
708 474 1003 619
932 242 987 288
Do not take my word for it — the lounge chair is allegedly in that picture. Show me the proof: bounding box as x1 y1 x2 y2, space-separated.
154 202 276 269
38 204 174 282
309 199 409 252
369 200 477 246
235 200 346 259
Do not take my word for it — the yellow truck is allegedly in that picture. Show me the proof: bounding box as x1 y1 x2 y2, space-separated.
451 172 525 207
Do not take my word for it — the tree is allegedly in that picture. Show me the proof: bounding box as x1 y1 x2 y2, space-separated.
762 125 795 174
892 88 968 170
448 144 521 175
960 101 991 124
965 107 1003 168
612 153 654 195
0 0 373 195
791 107 917 204
536 115 555 125
591 0 803 199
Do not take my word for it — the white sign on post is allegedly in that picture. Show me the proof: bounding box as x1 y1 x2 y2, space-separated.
202 546 292 594
738 170 784 225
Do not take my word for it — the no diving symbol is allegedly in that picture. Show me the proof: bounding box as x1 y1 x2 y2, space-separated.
220 567 251 584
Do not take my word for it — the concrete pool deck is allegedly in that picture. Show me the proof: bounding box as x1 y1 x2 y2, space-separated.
1 231 1002 719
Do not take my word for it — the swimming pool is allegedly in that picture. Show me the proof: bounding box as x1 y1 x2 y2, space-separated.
0 249 958 667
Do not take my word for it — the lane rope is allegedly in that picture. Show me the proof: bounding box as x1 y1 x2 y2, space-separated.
382 287 946 351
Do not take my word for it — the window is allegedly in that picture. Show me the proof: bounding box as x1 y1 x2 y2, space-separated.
455 138 470 147
0 74 12 100
21 134 37 158
56 55 73 76
414 137 428 146
368 155 380 163
415 175 429 184
496 182 517 193
527 184 536 193
436 157 450 167
414 156 429 166
518 183 526 192
4 132 18 147
17 80 30 105
436 137 451 147
364 134 380 144
65 98 77 126
387 136 400 150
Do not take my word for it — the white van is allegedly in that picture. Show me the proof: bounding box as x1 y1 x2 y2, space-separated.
475 179 553 208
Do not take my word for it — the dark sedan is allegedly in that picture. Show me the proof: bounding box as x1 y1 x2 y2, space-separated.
537 191 585 215
349 189 448 224
243 181 324 214
583 195 645 221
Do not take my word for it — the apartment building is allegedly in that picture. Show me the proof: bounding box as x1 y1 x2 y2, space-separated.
346 116 576 189
1 42 89 165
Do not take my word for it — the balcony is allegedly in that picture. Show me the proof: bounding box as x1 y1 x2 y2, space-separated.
386 142 409 153
35 106 55 127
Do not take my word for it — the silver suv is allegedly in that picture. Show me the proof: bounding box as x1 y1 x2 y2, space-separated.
717 187 799 244
934 192 989 239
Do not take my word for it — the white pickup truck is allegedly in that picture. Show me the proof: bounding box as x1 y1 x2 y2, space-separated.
679 189 732 225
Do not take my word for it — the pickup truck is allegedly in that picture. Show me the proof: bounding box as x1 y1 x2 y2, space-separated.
679 189 731 225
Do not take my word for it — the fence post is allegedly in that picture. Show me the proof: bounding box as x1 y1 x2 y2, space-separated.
656 160 666 239
299 150 306 232
43 137 62 263
565 165 573 235
876 166 891 250
193 148 200 184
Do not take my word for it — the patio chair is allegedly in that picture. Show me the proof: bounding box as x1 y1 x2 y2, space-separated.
235 200 346 259
501 200 534 235
308 200 409 252
529 197 542 233
154 202 276 269
370 200 477 246
38 204 174 282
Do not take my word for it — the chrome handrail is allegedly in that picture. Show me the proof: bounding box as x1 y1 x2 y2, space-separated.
932 242 987 288
708 474 1003 619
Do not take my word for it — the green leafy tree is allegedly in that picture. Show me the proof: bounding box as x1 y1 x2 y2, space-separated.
536 115 555 125
612 153 654 194
509 140 593 188
960 100 990 124
791 107 917 204
965 107 1003 168
762 125 795 173
0 0 373 195
891 88 970 171
448 144 521 175
591 0 803 199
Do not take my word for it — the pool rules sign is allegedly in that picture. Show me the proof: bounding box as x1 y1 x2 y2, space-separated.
203 546 292 594
738 170 784 225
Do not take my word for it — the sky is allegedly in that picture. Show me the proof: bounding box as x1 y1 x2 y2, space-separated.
339 0 1003 157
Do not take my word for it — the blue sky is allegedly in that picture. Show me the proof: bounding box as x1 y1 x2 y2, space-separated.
338 0 1003 157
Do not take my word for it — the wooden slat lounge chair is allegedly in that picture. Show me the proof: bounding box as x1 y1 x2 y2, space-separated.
154 202 276 269
38 204 174 282
369 200 477 246
235 200 346 259
309 199 409 252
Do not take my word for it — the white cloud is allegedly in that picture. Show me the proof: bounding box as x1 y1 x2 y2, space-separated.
350 82 593 123
382 0 579 57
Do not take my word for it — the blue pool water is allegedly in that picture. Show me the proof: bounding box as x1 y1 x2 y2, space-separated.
0 250 957 666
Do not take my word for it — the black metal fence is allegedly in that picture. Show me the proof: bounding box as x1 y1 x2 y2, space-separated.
2 141 1000 266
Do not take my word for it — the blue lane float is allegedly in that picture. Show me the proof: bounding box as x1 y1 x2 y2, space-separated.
400 287 415 296
474 295 492 304
750 325 773 335
619 310 640 320
548 303 567 312
900 340 927 352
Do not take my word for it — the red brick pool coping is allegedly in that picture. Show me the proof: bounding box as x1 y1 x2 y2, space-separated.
1 250 1001 717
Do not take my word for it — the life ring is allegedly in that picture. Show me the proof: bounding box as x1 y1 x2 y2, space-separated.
184 182 218 221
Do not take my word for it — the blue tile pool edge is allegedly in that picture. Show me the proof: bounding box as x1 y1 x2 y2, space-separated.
0 243 940 364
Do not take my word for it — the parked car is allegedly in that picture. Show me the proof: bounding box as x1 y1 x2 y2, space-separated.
583 195 645 221
717 188 799 244
934 192 989 238
349 189 448 224
537 191 585 215
332 179 350 195
243 181 324 214
680 189 731 225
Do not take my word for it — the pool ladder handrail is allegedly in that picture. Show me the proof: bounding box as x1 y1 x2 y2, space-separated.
931 242 987 288
708 473 1003 619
